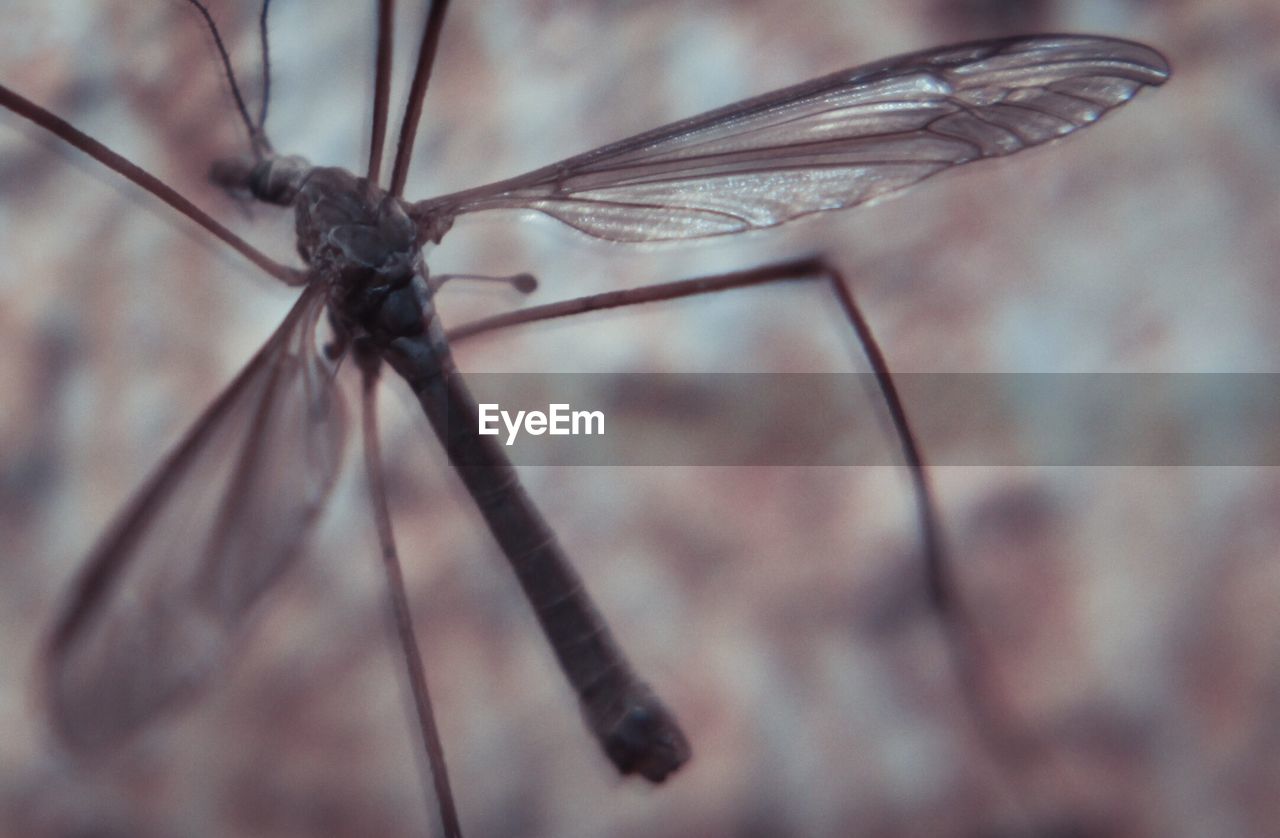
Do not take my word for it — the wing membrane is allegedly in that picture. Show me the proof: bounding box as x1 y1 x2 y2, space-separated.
46 283 346 752
412 35 1169 242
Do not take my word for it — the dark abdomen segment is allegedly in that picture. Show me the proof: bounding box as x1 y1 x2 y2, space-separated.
384 329 689 782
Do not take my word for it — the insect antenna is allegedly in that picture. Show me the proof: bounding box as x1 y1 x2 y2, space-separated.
389 0 453 196
255 0 273 142
184 0 273 158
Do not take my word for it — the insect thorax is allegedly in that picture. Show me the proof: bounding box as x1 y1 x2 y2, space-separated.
290 167 439 355
290 167 421 275
212 154 439 359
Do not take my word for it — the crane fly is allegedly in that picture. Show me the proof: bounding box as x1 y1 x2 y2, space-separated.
1 0 1169 833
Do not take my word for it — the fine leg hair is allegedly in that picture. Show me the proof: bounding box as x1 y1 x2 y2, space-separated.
448 256 1034 776
357 349 462 838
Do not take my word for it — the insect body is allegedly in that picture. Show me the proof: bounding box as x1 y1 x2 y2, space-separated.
2 4 1169 833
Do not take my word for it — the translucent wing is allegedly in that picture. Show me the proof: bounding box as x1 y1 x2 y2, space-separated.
412 35 1169 243
46 283 347 752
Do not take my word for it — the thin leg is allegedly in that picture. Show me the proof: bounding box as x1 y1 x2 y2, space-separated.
449 258 944 597
447 257 827 341
389 0 453 197
359 353 462 838
448 256 1032 768
367 0 395 184
0 83 299 285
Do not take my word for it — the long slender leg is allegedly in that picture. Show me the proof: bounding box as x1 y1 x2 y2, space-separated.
447 256 1032 768
367 0 395 184
448 259 944 592
389 0 453 197
447 257 828 341
358 352 462 838
0 84 299 284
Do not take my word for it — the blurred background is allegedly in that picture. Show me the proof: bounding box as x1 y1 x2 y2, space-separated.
1 0 1277 835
